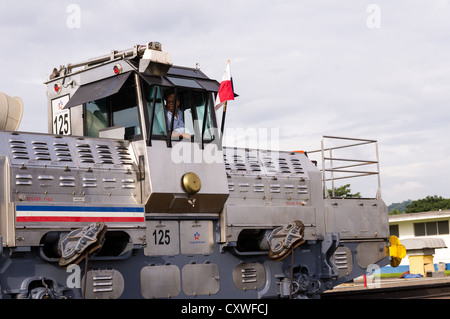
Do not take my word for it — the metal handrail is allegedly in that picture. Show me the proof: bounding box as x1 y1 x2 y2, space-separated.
309 136 381 199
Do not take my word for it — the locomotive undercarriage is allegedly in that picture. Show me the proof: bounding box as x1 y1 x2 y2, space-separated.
0 221 388 299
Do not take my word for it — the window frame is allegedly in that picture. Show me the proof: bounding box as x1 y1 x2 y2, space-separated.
389 224 399 238
413 220 450 237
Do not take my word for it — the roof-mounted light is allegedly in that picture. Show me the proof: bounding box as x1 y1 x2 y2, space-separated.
139 41 172 76
148 41 162 51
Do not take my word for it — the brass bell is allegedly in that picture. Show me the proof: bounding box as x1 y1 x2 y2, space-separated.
182 172 201 195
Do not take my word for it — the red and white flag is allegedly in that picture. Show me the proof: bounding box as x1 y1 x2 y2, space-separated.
215 60 234 110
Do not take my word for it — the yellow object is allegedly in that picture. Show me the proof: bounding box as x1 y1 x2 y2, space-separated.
182 172 201 195
409 255 435 277
388 236 406 267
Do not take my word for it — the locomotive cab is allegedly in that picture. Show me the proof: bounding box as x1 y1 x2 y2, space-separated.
53 44 219 146
46 42 229 216
73 67 219 147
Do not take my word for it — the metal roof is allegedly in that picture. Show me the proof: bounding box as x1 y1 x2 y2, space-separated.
401 237 447 250
389 210 450 223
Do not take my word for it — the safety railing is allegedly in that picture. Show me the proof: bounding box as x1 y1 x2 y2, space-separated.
308 136 381 199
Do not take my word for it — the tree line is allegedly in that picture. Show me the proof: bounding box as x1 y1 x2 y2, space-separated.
389 195 450 215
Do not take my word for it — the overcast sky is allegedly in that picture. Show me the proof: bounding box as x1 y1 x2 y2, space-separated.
1 0 450 205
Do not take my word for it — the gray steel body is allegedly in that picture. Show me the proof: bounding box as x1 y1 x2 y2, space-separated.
0 42 390 299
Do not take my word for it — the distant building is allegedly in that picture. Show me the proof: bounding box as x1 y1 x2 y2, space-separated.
385 210 450 273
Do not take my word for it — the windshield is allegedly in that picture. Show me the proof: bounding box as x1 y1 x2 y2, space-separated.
141 80 218 146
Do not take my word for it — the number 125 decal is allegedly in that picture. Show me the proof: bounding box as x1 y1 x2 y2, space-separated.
152 229 171 245
51 95 71 135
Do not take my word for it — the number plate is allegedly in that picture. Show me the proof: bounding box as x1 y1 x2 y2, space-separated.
144 221 179 256
51 95 71 135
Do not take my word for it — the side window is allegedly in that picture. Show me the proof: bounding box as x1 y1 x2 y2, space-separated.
85 76 141 140
389 224 399 238
438 220 449 234
414 223 426 236
86 98 108 137
414 220 450 236
184 107 194 137
193 91 215 141
111 78 141 139
145 86 167 137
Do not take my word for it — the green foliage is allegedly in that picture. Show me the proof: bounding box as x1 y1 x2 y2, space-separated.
404 195 450 214
328 184 361 198
388 200 412 215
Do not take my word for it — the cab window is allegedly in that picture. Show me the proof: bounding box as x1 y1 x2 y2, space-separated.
143 82 217 145
144 85 167 137
85 76 141 140
162 88 194 140
85 98 108 137
191 90 216 141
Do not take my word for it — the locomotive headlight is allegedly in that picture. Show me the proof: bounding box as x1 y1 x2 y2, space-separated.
182 172 201 195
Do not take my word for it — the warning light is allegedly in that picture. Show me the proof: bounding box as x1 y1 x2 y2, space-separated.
54 83 62 94
113 64 122 75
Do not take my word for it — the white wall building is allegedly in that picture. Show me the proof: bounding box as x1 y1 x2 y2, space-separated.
388 210 450 271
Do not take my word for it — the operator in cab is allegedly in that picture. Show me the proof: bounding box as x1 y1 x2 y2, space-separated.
165 93 190 140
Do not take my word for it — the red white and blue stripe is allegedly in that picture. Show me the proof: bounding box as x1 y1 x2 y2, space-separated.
16 205 145 223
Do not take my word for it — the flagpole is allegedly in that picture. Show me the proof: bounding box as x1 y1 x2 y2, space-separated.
220 101 227 147
216 59 233 148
